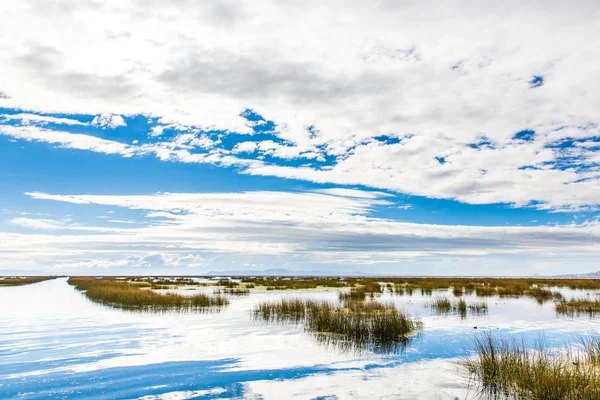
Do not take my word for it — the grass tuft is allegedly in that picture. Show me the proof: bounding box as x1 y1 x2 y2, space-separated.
427 297 488 318
555 298 600 317
464 333 600 399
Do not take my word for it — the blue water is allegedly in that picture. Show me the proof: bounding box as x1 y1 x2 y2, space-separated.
1 278 598 399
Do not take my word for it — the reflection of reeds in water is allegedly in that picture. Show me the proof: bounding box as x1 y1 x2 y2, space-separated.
0 276 56 286
555 298 600 317
253 298 421 352
69 277 229 311
215 288 250 296
311 331 420 355
427 297 488 319
464 333 600 400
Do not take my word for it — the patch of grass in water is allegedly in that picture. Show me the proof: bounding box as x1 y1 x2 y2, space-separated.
339 287 368 301
555 298 600 317
427 297 488 319
69 277 228 310
464 333 600 399
253 298 421 351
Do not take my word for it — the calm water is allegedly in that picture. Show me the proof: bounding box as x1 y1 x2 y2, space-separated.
1 278 599 399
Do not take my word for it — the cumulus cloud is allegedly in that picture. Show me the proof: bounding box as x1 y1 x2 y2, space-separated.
91 114 126 129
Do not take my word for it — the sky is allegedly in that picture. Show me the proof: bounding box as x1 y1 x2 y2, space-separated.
0 0 599 276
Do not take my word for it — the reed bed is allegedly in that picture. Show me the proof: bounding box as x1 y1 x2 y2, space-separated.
130 277 200 286
69 277 228 310
427 297 488 318
339 287 368 301
555 298 600 317
253 298 421 347
464 334 600 399
0 276 56 286
240 276 349 289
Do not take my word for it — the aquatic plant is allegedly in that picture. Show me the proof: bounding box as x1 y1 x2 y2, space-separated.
238 276 349 289
428 297 453 313
253 298 421 349
427 297 488 318
68 277 228 310
464 333 600 399
0 276 56 286
555 298 600 317
339 287 368 301
453 286 464 297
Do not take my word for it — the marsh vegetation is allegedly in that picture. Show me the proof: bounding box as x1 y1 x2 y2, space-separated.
555 298 600 317
0 276 57 286
427 297 488 318
253 297 421 351
465 334 600 399
68 277 229 310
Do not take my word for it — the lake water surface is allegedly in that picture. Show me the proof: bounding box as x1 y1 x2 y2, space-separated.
1 278 599 399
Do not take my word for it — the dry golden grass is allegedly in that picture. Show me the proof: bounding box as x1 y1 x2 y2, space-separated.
464 334 600 399
0 276 56 286
69 277 228 310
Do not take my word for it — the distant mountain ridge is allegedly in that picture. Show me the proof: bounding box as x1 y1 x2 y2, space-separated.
554 271 600 278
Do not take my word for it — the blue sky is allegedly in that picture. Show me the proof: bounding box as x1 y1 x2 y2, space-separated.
0 1 599 275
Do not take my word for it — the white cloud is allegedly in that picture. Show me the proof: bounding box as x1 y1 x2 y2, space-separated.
232 141 258 154
0 1 598 211
0 124 135 156
10 217 66 230
91 114 126 129
2 113 87 126
1 189 598 274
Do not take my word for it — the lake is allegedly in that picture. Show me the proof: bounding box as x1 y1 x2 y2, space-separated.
1 278 598 399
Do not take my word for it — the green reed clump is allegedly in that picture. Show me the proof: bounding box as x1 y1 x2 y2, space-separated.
528 287 563 304
0 276 56 286
253 298 421 344
216 279 239 288
464 333 600 400
253 298 318 322
555 298 600 317
427 297 488 318
69 277 228 310
428 297 453 313
306 305 417 343
339 287 368 301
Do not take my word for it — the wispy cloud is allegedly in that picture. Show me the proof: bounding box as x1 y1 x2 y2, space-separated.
1 189 598 273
